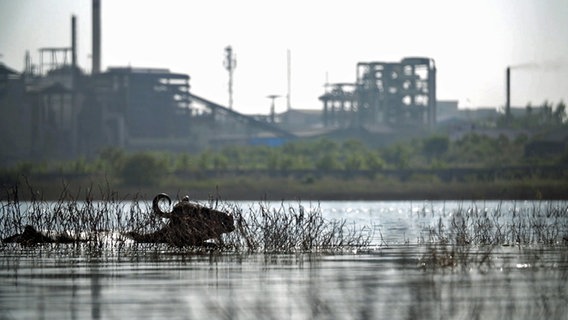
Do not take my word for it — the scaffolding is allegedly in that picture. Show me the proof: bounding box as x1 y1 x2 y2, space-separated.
320 57 436 128
38 47 72 75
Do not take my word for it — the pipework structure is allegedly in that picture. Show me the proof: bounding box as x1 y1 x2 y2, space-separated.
320 57 436 128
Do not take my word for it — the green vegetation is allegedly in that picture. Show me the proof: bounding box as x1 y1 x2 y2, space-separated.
1 110 568 200
3 132 565 174
498 100 567 128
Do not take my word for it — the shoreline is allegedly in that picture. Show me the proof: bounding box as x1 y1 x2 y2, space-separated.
4 176 567 201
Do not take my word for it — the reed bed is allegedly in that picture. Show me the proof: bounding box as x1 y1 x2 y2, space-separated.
225 201 372 253
0 184 371 255
2 183 567 265
419 202 568 270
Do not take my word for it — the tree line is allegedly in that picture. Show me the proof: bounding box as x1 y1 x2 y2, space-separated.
3 129 567 186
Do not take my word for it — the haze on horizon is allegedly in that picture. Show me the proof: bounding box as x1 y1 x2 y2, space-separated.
1 0 567 115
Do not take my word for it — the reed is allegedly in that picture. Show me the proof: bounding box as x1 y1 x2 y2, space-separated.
0 184 371 254
419 201 568 270
225 201 371 253
3 183 566 262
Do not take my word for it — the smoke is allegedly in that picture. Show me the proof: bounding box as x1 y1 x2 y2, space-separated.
509 62 539 70
510 58 567 71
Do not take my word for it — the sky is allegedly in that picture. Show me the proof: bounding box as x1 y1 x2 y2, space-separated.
1 0 567 115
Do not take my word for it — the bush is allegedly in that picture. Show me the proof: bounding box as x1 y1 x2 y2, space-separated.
119 153 166 186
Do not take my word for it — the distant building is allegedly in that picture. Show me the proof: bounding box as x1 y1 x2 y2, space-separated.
0 60 300 164
91 67 194 152
436 100 460 123
319 57 437 129
0 64 30 164
278 109 326 136
6 49 562 166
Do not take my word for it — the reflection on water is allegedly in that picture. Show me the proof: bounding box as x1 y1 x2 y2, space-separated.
0 248 566 319
1 201 567 319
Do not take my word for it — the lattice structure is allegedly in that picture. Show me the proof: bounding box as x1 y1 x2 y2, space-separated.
38 48 72 75
320 57 436 128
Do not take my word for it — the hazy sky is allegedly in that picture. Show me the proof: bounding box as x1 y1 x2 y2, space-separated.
1 0 567 114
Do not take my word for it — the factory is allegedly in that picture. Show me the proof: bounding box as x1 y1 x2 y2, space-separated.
0 0 442 165
320 58 436 128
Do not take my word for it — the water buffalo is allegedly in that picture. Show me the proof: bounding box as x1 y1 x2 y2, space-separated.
126 193 235 247
3 225 77 246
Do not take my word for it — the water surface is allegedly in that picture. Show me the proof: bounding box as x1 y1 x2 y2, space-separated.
1 201 567 319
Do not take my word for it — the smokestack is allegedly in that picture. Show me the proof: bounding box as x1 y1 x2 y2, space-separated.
92 0 101 74
429 59 437 127
71 15 77 69
506 66 511 118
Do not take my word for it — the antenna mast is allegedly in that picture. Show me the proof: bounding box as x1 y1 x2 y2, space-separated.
224 46 237 109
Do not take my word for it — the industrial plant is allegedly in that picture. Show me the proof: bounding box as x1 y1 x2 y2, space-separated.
320 58 436 128
0 0 458 165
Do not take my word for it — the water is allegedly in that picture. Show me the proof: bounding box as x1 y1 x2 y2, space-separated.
1 200 567 319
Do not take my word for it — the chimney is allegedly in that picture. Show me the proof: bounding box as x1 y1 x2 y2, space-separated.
71 15 77 69
92 0 101 74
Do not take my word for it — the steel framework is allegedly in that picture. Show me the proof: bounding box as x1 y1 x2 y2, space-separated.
320 57 436 128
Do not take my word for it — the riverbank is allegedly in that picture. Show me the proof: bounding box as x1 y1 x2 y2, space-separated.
4 174 568 201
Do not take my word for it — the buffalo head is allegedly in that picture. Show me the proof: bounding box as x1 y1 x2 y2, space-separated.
147 193 235 246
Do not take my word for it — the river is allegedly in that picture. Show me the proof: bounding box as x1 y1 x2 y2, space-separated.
1 200 567 319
